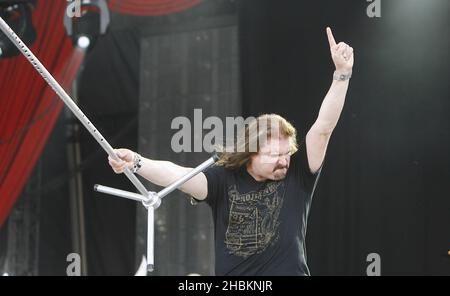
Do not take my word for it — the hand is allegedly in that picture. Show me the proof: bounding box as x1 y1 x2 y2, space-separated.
108 148 134 174
326 27 354 72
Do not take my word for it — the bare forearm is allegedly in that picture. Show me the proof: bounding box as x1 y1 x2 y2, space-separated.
314 76 350 133
312 27 354 134
303 28 354 172
137 158 192 189
108 149 207 198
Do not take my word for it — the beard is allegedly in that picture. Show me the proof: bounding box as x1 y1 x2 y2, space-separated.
272 167 288 180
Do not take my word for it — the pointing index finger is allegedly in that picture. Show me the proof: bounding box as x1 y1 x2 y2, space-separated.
326 27 336 48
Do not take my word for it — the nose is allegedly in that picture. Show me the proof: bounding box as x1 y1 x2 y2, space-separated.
278 156 287 167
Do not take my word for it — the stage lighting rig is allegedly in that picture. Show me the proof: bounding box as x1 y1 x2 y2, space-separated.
64 0 110 51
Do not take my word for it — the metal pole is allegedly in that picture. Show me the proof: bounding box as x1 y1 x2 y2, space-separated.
147 208 154 271
94 185 150 204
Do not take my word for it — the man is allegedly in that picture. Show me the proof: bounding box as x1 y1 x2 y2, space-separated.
108 27 353 275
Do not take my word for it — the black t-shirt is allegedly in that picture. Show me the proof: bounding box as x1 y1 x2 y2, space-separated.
202 141 323 276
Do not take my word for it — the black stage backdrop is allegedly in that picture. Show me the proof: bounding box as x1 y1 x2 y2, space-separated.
239 0 450 275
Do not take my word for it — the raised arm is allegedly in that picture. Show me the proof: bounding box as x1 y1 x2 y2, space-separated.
306 27 354 173
108 149 208 200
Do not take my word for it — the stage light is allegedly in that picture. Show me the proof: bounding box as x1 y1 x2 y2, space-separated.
64 0 110 51
0 0 37 59
76 34 90 49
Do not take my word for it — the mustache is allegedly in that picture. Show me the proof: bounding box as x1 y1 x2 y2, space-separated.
273 165 288 172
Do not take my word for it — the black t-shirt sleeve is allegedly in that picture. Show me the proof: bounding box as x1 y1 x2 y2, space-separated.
201 164 226 208
291 140 324 194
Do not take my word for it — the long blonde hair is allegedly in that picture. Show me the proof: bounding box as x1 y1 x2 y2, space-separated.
215 114 298 169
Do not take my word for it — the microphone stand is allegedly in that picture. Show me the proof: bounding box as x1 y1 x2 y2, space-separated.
94 155 218 272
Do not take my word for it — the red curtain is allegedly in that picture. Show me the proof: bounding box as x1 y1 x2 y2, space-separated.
109 0 203 16
0 1 84 226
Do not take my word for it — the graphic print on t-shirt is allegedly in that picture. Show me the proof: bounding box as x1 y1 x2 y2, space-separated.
225 181 285 258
